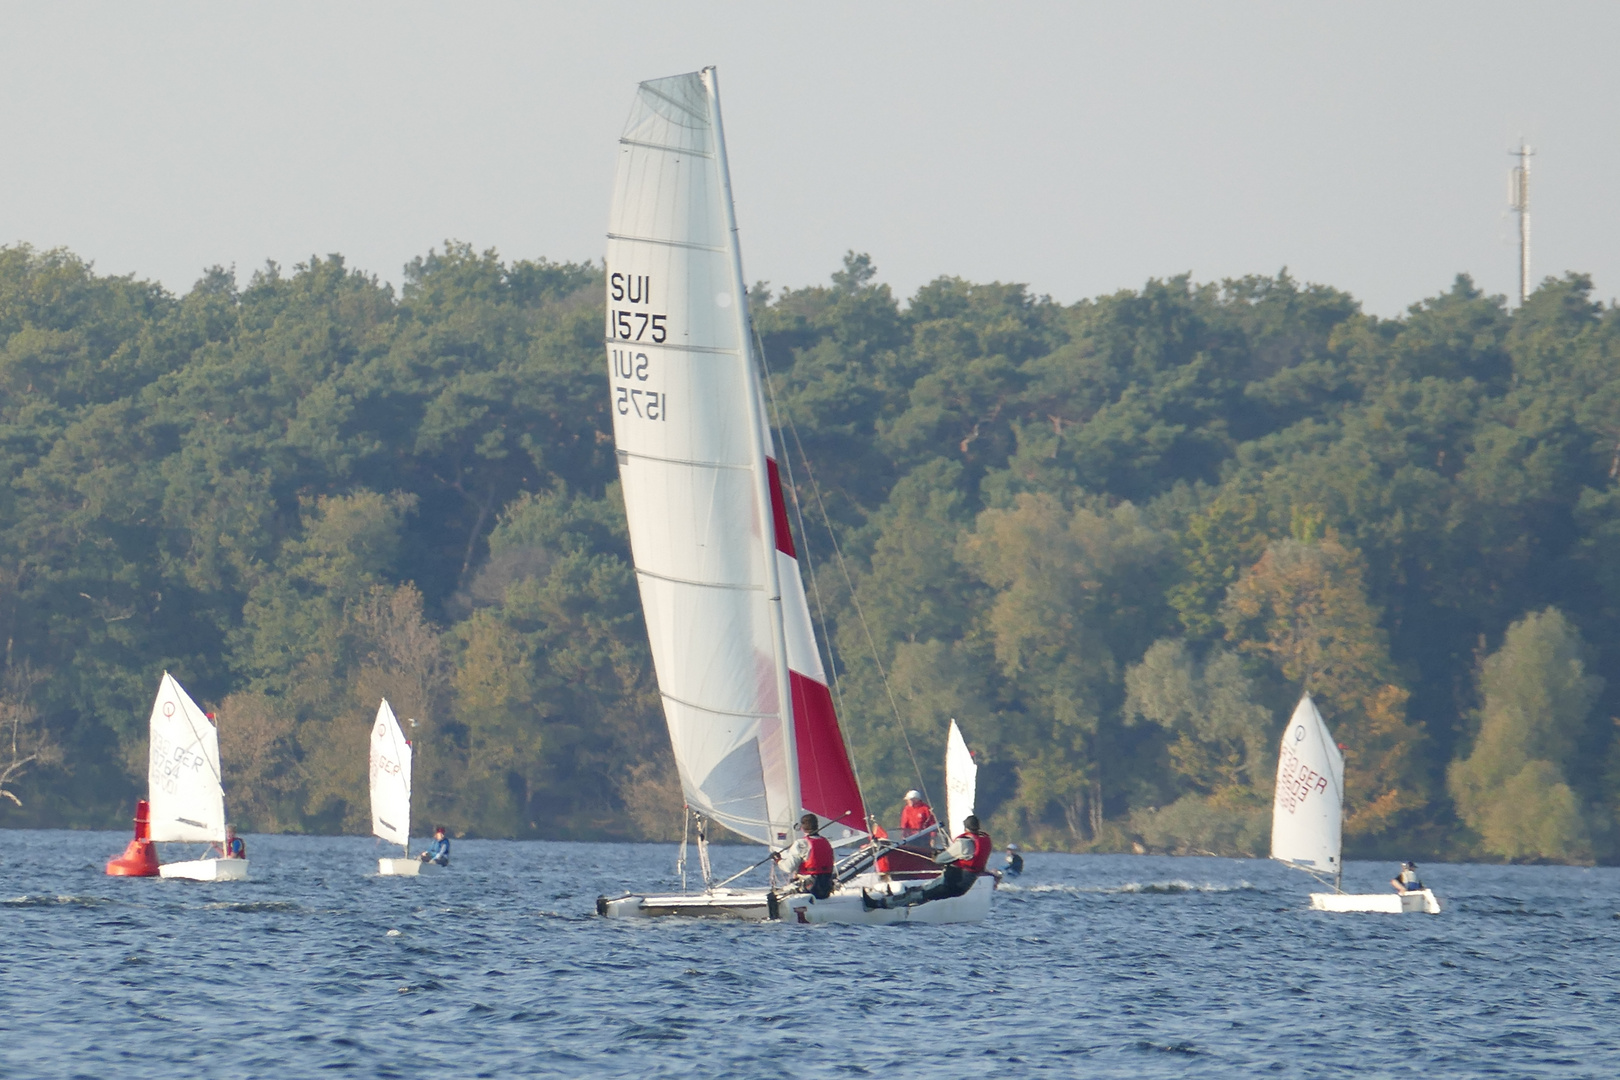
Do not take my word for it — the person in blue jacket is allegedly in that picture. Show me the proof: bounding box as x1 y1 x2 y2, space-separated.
419 825 451 866
212 825 246 860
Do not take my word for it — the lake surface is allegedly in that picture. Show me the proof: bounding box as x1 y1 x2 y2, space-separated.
2 829 1616 1078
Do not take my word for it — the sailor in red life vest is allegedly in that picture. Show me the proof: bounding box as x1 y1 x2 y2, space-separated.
899 790 937 838
870 822 893 877
214 825 245 860
774 813 836 899
863 814 991 910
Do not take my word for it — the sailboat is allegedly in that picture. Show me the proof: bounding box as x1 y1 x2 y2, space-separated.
370 699 432 876
106 672 247 881
595 67 991 924
1270 694 1439 913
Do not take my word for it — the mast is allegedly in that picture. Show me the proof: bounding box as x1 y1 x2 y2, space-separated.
703 66 804 826
1511 143 1533 305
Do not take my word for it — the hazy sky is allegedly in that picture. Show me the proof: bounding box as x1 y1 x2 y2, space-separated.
2 3 1614 315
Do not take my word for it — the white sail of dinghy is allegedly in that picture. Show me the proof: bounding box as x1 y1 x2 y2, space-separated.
148 672 227 845
148 672 246 880
605 67 866 852
370 699 422 875
945 719 977 839
1270 693 1343 883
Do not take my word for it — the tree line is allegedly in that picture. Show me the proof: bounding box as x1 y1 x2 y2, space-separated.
0 242 1615 862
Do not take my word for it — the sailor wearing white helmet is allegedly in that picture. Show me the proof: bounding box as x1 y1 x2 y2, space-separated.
899 789 936 838
1002 842 1023 877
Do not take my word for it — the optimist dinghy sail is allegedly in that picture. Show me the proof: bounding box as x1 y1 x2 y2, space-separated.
370 699 423 876
945 719 977 838
597 68 990 925
1270 693 1439 913
146 673 246 881
1270 694 1343 881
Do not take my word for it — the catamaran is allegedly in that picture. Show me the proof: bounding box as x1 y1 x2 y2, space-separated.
370 699 433 876
106 672 247 881
595 67 992 924
1271 693 1439 913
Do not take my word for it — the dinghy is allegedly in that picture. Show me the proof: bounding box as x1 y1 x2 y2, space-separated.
1271 694 1438 914
106 673 248 881
370 699 434 876
596 68 991 924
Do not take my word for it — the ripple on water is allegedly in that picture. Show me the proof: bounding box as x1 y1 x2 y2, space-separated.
4 833 1620 1079
4 893 112 908
1003 879 1257 895
202 900 304 913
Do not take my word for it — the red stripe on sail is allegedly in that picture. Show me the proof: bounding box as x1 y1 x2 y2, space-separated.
765 457 796 558
791 670 866 832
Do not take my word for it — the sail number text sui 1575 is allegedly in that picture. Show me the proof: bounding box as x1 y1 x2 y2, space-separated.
607 272 667 422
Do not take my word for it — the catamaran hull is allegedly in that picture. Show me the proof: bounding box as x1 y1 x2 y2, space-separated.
597 875 995 924
1310 889 1440 914
159 858 249 881
598 889 779 920
786 878 993 925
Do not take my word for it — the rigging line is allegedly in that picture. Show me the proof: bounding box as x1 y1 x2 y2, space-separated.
753 330 932 812
677 805 690 891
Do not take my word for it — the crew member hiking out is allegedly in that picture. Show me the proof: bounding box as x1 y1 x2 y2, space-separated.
776 813 836 900
863 814 991 910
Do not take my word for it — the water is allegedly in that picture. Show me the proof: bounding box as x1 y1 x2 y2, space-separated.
3 830 1617 1078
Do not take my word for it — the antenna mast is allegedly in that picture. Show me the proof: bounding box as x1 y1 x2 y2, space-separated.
1510 142 1533 305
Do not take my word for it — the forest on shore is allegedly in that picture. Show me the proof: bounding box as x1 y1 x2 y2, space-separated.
0 241 1616 863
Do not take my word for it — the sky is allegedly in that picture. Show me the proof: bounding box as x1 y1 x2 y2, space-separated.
1 2 1615 316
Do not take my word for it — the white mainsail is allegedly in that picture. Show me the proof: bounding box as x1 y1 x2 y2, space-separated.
370 699 412 850
945 719 977 839
146 672 227 844
606 68 865 847
1270 693 1344 874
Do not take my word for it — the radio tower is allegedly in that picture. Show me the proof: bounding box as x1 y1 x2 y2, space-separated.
1510 142 1533 305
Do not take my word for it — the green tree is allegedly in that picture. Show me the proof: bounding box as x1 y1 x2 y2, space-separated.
960 493 1170 841
1124 638 1271 795
1221 536 1425 838
1448 607 1603 861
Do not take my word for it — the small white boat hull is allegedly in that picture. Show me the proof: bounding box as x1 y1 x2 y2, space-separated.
159 858 249 881
378 858 443 876
1311 888 1440 914
598 873 995 924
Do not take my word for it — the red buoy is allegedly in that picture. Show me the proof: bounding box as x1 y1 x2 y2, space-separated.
105 799 159 877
